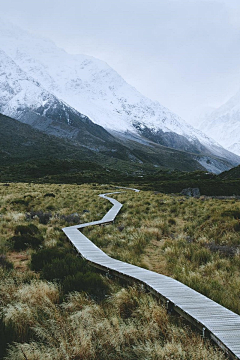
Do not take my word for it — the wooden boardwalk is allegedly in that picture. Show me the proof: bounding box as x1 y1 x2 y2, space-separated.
63 189 240 359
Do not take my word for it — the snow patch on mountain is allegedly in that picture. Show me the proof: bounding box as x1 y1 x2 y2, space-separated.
0 20 216 135
0 18 239 166
228 143 240 155
0 49 51 118
199 90 240 155
0 48 92 138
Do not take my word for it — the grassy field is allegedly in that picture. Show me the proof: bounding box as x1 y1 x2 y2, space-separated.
90 190 240 314
0 182 233 359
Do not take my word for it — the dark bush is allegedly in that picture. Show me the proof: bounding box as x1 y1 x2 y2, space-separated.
11 235 43 251
31 247 67 271
234 221 240 232
11 199 28 206
168 218 176 225
40 254 86 281
10 224 43 251
14 224 40 236
221 210 240 219
0 255 13 270
62 271 108 297
31 248 109 297
44 193 55 198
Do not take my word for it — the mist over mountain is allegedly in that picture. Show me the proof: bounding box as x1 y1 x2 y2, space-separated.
0 18 239 173
198 90 240 156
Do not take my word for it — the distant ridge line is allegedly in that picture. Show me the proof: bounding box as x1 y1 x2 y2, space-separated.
63 187 240 359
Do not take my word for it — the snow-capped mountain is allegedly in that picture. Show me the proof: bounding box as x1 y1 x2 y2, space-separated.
0 49 61 121
0 18 239 171
198 90 240 156
0 48 115 148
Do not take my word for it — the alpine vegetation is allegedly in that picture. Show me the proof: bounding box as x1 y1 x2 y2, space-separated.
0 182 228 359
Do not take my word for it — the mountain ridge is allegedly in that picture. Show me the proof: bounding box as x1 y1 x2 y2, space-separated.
2 112 233 174
0 19 239 173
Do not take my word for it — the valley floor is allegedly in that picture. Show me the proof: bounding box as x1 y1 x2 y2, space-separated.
1 182 237 359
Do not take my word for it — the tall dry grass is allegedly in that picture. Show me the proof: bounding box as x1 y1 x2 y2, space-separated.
86 190 240 314
4 286 225 360
0 183 231 359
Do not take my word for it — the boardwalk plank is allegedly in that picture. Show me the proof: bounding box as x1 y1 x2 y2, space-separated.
63 190 240 359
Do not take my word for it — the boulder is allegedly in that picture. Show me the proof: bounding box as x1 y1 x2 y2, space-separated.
180 188 200 197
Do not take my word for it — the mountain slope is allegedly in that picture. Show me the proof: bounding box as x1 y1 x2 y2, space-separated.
218 164 240 180
199 90 240 156
0 112 101 165
0 49 119 150
2 112 231 176
0 19 239 170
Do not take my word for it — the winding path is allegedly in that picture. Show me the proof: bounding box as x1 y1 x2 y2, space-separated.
63 188 240 359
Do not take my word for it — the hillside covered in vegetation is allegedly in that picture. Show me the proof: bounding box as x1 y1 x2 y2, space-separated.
0 182 234 359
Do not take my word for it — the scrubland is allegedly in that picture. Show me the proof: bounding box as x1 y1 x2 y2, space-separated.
99 191 240 315
0 182 234 359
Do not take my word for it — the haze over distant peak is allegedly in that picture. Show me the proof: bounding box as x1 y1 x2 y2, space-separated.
0 18 239 172
199 89 240 156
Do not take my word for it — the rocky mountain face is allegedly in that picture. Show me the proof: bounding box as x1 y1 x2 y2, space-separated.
0 49 116 150
0 19 239 173
0 112 213 174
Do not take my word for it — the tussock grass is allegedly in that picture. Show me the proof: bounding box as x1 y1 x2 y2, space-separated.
0 183 230 359
84 190 240 314
3 286 225 360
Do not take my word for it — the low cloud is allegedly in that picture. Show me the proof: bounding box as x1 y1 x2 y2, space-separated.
2 0 240 122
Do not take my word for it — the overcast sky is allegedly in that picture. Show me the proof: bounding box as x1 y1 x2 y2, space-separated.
2 0 240 124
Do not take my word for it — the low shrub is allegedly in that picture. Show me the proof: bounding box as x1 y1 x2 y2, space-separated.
10 199 28 206
168 218 176 225
9 224 43 251
44 193 55 198
233 221 240 232
11 235 43 251
31 248 109 298
31 247 67 271
40 254 86 281
0 255 13 270
14 224 40 237
62 271 108 297
221 210 240 219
